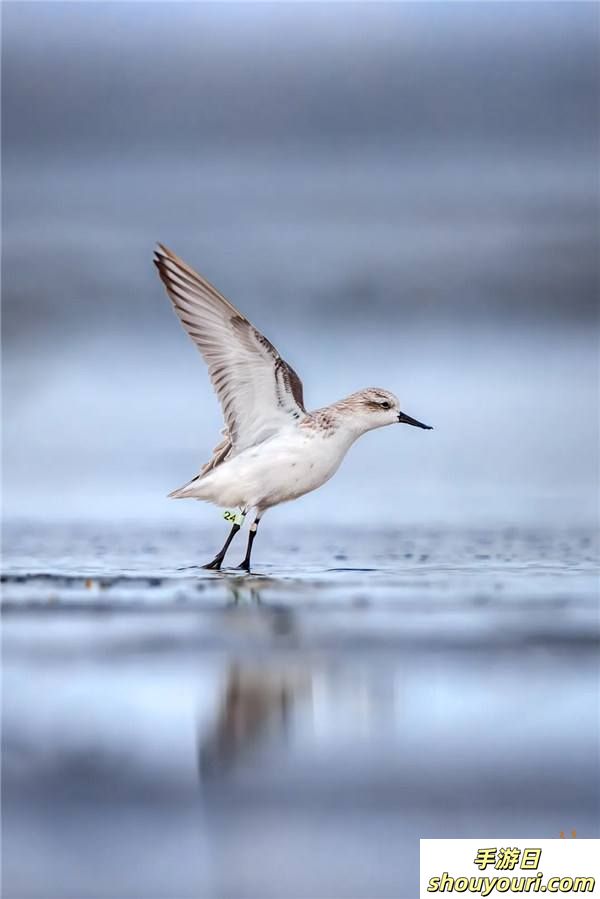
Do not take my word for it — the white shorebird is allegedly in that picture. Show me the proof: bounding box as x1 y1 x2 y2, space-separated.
154 244 432 571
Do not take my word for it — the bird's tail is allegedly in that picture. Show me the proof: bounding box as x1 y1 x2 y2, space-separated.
168 475 201 499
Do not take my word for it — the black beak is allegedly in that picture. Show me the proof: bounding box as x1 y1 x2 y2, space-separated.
397 411 433 430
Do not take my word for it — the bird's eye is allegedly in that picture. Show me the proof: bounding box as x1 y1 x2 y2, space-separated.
380 401 391 410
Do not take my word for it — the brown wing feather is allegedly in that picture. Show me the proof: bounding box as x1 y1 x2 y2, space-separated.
155 244 307 482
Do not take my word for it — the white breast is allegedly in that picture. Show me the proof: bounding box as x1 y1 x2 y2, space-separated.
186 426 353 511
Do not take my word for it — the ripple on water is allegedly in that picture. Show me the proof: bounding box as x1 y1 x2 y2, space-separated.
1 524 598 656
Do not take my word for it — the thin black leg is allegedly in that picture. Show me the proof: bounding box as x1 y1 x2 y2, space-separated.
236 517 261 572
202 522 241 570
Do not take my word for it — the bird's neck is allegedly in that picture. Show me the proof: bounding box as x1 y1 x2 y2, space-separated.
309 399 374 445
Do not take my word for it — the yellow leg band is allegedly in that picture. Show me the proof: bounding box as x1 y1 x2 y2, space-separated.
223 510 246 527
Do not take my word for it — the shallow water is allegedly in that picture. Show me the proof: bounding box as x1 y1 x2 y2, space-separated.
2 523 599 899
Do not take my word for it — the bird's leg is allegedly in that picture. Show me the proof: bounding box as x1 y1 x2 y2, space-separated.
236 516 261 572
202 522 241 570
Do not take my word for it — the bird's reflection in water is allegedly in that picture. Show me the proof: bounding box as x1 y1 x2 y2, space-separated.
198 660 311 778
218 576 299 637
199 577 312 779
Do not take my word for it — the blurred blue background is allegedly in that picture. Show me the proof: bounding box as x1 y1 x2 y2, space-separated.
3 1 598 529
2 5 599 899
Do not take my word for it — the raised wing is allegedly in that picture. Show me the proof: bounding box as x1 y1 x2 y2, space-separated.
154 244 306 459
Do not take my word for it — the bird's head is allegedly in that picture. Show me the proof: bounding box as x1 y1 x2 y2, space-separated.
345 388 433 433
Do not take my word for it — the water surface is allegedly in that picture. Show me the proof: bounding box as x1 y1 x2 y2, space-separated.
2 523 598 899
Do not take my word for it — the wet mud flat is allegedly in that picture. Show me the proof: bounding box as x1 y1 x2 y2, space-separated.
2 524 599 899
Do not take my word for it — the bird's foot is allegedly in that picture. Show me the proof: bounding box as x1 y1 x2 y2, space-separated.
235 560 251 573
202 557 223 570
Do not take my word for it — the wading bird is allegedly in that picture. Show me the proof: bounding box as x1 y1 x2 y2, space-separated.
154 244 432 571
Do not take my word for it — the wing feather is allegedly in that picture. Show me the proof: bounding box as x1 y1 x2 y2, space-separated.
154 244 307 469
